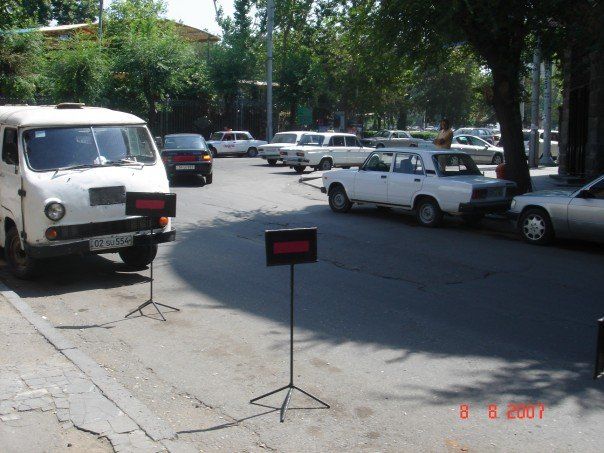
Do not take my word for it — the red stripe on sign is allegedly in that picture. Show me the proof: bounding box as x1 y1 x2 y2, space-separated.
135 199 165 210
273 241 310 254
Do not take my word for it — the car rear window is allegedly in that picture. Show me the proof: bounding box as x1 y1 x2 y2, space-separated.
432 154 481 176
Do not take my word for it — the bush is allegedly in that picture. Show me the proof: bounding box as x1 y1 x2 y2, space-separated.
410 131 438 140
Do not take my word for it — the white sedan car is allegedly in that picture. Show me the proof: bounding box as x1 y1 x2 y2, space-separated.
321 148 515 227
257 131 306 166
206 131 267 157
509 174 604 244
282 132 370 173
452 134 505 165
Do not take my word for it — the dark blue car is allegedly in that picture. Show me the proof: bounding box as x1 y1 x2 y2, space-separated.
160 133 213 185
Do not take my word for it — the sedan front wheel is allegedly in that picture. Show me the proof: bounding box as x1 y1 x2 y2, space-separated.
519 208 554 245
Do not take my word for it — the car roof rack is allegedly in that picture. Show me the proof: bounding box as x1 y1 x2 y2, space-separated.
56 103 85 109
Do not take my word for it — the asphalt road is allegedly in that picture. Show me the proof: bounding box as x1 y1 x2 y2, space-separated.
3 158 603 452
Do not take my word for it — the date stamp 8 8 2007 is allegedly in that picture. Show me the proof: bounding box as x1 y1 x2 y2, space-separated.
459 403 545 420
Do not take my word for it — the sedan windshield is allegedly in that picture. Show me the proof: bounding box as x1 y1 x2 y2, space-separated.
375 130 390 138
298 134 325 146
432 154 481 176
23 126 156 171
164 135 206 150
271 133 298 144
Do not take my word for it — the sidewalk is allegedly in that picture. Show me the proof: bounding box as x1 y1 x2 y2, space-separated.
0 288 194 453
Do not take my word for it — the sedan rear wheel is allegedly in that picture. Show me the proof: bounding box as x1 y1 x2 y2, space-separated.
415 198 443 227
492 153 504 165
293 165 306 174
247 147 258 157
267 159 277 166
519 208 554 245
319 159 333 171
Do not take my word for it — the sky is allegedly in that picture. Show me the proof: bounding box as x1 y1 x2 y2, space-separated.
105 0 235 35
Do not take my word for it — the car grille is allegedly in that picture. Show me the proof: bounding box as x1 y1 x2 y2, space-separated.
89 186 126 206
54 217 161 241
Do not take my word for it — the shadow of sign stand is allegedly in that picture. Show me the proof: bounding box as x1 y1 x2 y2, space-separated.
123 192 179 322
250 227 330 422
594 317 604 379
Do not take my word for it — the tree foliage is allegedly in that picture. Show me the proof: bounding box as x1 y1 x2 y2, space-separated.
45 33 109 104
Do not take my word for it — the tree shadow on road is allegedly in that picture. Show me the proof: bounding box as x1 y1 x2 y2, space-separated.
168 203 604 413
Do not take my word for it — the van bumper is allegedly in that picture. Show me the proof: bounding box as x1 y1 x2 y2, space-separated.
25 229 176 259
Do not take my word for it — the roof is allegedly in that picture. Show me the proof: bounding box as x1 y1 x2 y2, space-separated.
0 106 146 127
212 131 251 134
304 132 357 137
275 131 307 135
15 21 220 44
164 133 202 137
378 147 466 156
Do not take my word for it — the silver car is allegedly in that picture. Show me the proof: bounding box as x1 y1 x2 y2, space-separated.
509 175 604 244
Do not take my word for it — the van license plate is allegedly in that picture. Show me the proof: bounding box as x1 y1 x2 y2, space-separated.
90 234 134 251
175 165 195 170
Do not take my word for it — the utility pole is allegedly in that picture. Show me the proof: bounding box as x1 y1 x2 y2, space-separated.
529 40 541 168
98 0 104 46
266 0 275 142
540 59 555 166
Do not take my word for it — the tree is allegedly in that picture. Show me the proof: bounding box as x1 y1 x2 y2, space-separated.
44 33 109 103
377 0 572 193
0 32 43 100
106 0 202 126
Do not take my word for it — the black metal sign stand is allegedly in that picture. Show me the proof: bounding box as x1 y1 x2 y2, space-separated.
250 264 329 422
124 226 180 321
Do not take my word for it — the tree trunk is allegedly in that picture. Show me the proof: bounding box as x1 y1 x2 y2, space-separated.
491 67 532 194
397 107 407 130
289 100 297 128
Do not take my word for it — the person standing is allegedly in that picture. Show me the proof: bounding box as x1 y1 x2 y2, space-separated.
433 119 453 149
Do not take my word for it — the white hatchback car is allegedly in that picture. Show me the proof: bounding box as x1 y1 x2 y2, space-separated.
321 148 515 227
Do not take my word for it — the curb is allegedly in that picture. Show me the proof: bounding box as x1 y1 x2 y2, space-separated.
0 283 180 446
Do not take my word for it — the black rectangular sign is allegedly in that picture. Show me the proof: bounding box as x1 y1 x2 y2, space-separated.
125 192 176 217
594 317 604 379
265 228 317 267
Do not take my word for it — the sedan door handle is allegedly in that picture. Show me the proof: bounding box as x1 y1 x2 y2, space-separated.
414 178 421 182
381 175 387 179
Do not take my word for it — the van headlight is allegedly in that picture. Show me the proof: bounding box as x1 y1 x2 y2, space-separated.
45 202 65 221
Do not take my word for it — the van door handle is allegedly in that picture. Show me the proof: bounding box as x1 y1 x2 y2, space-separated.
381 175 387 179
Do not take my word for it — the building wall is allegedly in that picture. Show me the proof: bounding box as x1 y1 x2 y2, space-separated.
558 47 604 178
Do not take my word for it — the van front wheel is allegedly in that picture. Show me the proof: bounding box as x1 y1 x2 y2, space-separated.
119 244 158 267
5 227 38 279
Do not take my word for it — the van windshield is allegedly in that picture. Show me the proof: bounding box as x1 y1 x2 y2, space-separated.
23 126 156 171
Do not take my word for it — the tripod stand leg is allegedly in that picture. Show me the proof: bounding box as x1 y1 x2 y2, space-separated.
280 387 293 422
249 384 290 404
153 302 180 311
293 385 330 408
124 299 152 318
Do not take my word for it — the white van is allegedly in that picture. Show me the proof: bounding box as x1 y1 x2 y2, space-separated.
0 104 175 278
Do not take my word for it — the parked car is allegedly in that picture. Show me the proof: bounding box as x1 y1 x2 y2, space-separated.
508 174 604 244
282 132 370 173
161 133 212 184
521 129 559 159
451 134 505 164
362 130 425 148
206 131 267 158
0 104 175 278
454 127 497 145
258 131 306 166
321 148 515 227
